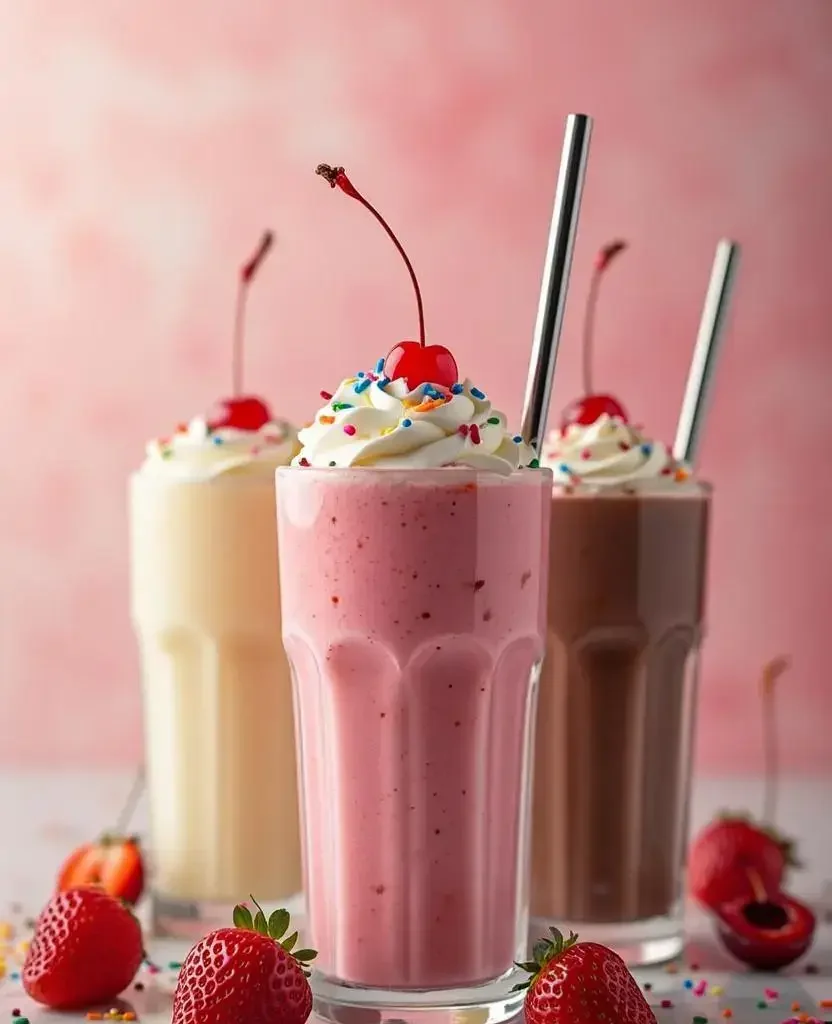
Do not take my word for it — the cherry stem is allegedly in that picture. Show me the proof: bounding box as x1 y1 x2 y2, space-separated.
233 231 274 396
114 765 145 836
746 867 769 904
582 240 627 395
316 164 425 347
760 656 789 827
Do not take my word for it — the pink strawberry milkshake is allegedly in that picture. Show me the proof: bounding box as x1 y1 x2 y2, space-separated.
276 372 550 996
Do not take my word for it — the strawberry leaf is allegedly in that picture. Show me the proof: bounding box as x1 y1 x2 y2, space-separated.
233 904 254 930
282 930 299 953
253 910 268 936
268 908 290 941
294 949 318 962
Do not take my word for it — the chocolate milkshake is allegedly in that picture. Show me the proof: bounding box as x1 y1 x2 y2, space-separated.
530 240 711 965
532 471 709 964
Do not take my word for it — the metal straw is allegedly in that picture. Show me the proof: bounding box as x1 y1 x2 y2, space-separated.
672 239 741 465
521 113 593 448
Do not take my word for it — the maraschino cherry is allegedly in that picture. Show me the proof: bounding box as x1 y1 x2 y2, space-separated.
206 231 275 432
316 163 458 390
560 240 629 430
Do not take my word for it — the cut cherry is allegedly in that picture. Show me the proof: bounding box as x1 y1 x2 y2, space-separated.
714 892 816 971
317 163 458 390
560 240 628 429
206 231 274 432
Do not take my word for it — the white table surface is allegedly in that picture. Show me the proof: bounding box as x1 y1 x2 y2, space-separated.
0 771 830 1023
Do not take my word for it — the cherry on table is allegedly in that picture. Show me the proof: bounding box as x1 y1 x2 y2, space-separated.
208 395 272 432
713 890 816 970
561 393 628 430
384 341 458 391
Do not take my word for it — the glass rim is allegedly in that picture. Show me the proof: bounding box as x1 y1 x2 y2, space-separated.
275 465 553 486
129 469 284 488
549 479 712 498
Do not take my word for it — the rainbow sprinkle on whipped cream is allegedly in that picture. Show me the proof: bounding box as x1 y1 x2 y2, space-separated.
141 415 299 480
294 360 536 475
543 413 695 493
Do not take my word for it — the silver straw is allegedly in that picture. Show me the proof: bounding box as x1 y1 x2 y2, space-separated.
521 113 593 447
673 239 741 465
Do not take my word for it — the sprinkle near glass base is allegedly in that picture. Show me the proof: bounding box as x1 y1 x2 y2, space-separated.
310 966 527 1024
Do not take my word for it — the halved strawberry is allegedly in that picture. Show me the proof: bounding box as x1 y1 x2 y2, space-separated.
58 834 144 905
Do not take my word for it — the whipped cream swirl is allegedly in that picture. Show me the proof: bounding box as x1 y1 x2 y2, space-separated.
542 413 695 492
141 416 299 480
294 374 535 475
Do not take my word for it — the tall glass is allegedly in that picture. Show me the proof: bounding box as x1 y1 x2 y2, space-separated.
129 475 302 938
276 467 552 1024
530 485 710 965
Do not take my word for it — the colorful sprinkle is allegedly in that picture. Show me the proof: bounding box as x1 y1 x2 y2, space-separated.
675 467 690 481
683 979 694 989
470 387 486 399
528 458 540 468
378 377 390 388
559 463 571 474
343 424 357 436
692 1017 708 1024
660 999 673 1008
374 358 385 374
401 418 412 428
693 980 707 996
299 457 310 467
319 415 335 424
486 416 500 425
357 371 366 378
332 402 353 411
513 435 523 443
458 424 469 437
320 390 333 400
469 424 481 445
212 436 223 445
354 378 372 394
581 449 592 460
765 988 780 1000
720 1010 733 1019
640 443 653 455
619 441 630 451
710 985 724 996
451 383 464 394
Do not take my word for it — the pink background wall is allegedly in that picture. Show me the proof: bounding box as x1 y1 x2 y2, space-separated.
0 0 830 773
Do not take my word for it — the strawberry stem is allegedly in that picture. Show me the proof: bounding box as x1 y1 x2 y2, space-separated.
583 241 626 395
760 656 789 827
233 231 274 396
316 163 426 347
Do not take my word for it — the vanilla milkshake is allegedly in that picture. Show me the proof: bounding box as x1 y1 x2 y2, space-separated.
532 411 709 965
277 370 550 1024
131 409 303 937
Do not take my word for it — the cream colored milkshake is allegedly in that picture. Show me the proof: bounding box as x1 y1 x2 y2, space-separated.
130 409 302 936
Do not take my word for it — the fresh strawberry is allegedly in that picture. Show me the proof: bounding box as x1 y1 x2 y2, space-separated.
688 813 798 909
516 928 657 1024
58 833 145 905
23 887 144 1010
172 898 315 1024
